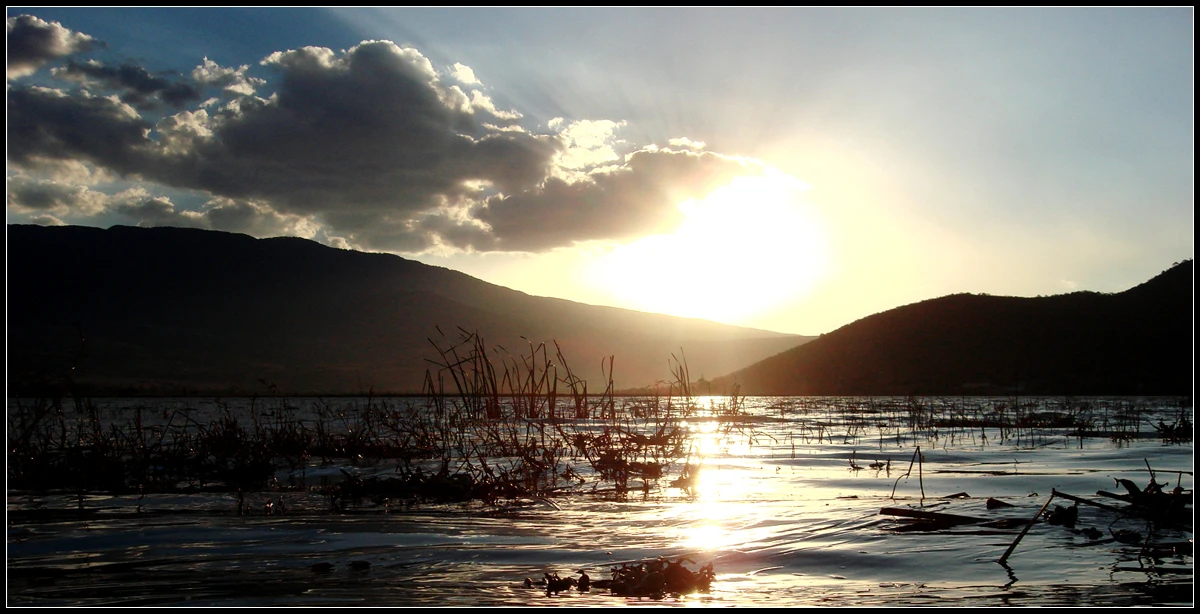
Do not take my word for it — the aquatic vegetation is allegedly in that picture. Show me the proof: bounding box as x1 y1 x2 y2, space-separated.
5 331 1194 606
6 331 716 505
6 385 1193 607
7 352 1192 511
530 557 716 600
597 557 715 598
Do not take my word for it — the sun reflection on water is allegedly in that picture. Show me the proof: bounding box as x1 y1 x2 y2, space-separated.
665 420 781 552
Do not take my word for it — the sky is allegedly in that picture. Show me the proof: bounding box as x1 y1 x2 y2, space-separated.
5 7 1194 336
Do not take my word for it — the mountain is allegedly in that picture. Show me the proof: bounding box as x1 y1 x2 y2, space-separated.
710 260 1193 396
7 224 810 396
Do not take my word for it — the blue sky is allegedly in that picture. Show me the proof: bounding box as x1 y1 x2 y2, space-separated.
6 8 1194 334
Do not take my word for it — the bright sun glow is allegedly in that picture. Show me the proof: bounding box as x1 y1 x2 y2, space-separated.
589 170 829 326
665 418 767 552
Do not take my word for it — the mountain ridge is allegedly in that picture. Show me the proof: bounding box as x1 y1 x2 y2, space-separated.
708 259 1193 396
7 224 807 396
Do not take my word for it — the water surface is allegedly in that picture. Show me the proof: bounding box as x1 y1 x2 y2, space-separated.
7 396 1193 606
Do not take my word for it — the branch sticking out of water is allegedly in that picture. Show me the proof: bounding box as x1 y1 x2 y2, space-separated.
889 445 925 501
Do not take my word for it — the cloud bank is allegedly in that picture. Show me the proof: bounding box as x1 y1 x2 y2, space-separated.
7 17 765 253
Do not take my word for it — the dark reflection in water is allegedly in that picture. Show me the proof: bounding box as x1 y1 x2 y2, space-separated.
7 396 1192 606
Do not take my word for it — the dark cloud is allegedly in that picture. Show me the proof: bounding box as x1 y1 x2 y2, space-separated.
6 171 315 237
469 149 754 251
6 176 77 211
321 211 445 253
6 14 95 79
112 194 206 228
53 60 201 108
201 197 315 238
414 213 495 252
152 41 561 250
6 175 107 217
6 37 761 253
7 86 153 176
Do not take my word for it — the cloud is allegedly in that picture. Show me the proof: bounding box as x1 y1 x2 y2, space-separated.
5 178 207 228
468 89 522 120
6 14 95 80
110 190 207 228
6 32 769 254
52 60 202 108
191 57 265 96
10 40 568 251
468 149 760 251
200 197 319 238
154 108 215 154
171 42 562 248
6 174 314 238
6 175 109 216
7 85 153 176
6 156 116 184
109 191 314 237
552 119 627 175
449 62 480 84
28 214 67 226
668 136 706 150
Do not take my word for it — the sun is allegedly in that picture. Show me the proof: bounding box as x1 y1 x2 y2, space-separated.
588 169 829 326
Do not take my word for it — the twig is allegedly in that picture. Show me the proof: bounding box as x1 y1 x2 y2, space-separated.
918 446 924 499
880 507 984 525
998 492 1056 566
890 446 925 500
1051 489 1125 514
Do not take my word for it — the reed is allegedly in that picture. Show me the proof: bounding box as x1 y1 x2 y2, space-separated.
8 337 1192 512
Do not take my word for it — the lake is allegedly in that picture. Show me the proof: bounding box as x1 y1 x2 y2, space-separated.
6 395 1193 606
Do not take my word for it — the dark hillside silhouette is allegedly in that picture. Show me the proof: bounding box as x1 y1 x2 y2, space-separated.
7 224 807 396
710 260 1193 396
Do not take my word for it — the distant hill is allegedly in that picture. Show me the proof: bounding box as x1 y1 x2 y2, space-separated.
7 224 810 396
710 260 1194 396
